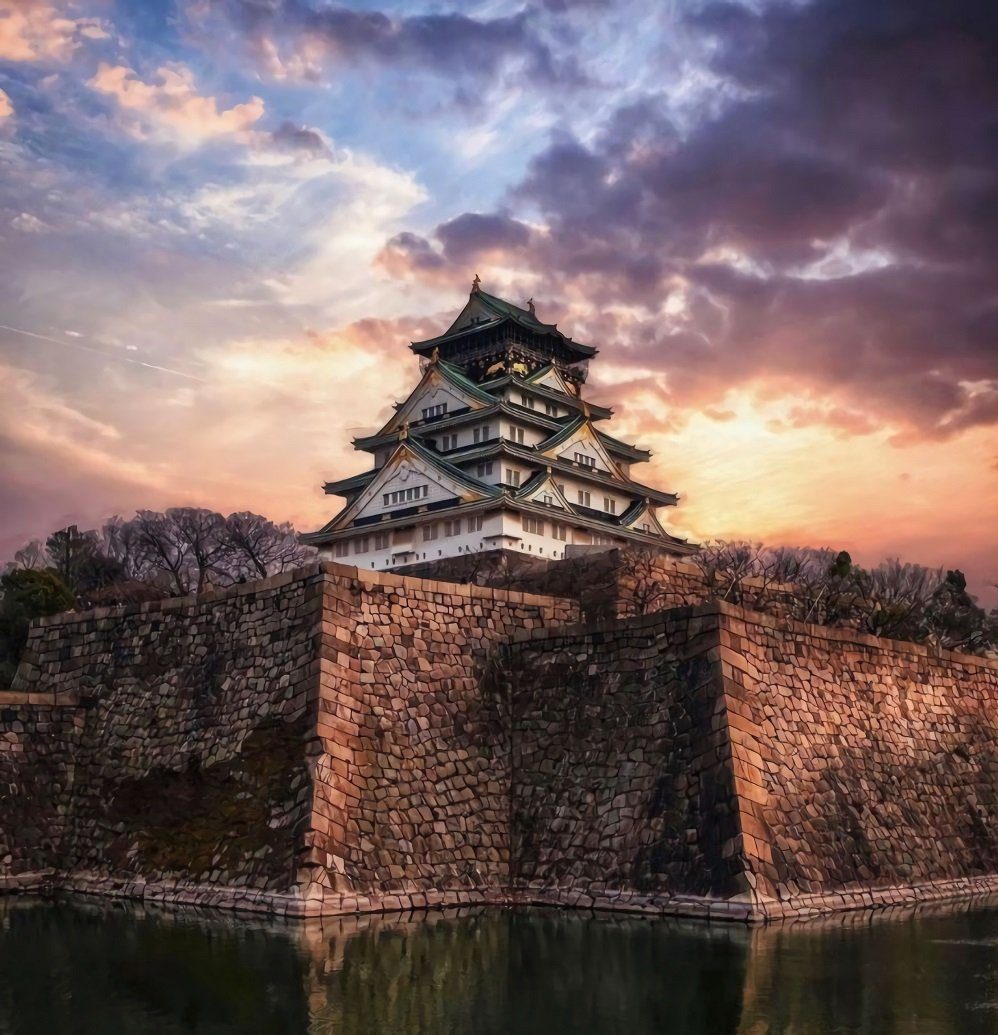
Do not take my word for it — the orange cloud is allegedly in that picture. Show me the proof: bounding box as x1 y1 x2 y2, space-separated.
88 62 265 144
0 0 106 63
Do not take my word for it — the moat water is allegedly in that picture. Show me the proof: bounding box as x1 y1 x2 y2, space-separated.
2 899 998 1033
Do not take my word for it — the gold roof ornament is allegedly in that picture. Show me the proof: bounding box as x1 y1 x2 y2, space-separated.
399 419 410 441
526 297 535 314
472 273 481 293
429 346 440 366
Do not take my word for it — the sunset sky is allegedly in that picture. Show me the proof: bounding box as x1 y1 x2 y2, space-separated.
0 0 995 602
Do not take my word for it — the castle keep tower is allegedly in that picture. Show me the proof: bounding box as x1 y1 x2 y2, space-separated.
302 281 694 569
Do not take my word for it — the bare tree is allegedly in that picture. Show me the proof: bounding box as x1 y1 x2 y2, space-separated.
126 510 197 596
169 508 229 593
221 512 315 581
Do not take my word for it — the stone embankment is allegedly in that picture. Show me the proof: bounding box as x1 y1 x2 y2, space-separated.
2 562 997 922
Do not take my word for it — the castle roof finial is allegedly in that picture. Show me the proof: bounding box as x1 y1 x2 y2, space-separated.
472 273 481 293
526 297 535 314
429 346 440 366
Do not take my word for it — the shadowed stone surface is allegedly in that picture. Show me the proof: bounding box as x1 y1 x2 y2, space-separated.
2 564 997 921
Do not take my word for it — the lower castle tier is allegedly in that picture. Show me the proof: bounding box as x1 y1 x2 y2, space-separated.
302 284 695 568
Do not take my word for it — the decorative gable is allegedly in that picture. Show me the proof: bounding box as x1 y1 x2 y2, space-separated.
328 443 496 531
526 364 576 397
539 419 623 478
516 472 572 511
376 364 493 437
620 501 668 537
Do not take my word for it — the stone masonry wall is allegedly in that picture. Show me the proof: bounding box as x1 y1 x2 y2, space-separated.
718 606 998 908
0 563 579 914
492 602 998 919
4 567 998 923
302 569 579 913
501 611 746 903
1 568 324 898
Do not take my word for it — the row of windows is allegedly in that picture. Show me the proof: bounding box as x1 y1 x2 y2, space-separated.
573 451 596 468
421 402 447 419
518 393 560 417
522 517 569 540
383 485 428 507
502 474 618 513
332 530 391 558
423 515 484 540
334 517 486 557
333 511 646 560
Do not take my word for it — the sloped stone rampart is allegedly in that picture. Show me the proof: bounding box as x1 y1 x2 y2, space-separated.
716 607 998 910
3 568 998 923
301 567 580 913
1 568 324 895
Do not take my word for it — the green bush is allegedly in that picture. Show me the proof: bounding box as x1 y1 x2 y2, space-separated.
0 569 75 686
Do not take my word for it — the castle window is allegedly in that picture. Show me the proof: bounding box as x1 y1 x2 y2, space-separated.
333 541 349 558
422 403 447 420
384 485 428 507
444 519 461 537
353 536 369 554
374 532 390 550
467 515 484 533
422 523 439 541
477 461 494 478
520 393 536 410
473 424 492 444
603 497 617 515
542 493 554 506
509 425 526 444
544 402 559 416
552 522 568 541
574 452 596 468
441 433 458 451
577 490 591 508
523 515 544 535
506 469 521 487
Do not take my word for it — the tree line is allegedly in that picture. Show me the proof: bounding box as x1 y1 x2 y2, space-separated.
623 542 997 655
1 509 316 684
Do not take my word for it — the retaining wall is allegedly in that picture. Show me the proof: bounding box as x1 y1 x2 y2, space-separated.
3 565 998 922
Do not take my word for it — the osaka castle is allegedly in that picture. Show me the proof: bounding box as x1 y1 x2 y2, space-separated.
302 280 694 569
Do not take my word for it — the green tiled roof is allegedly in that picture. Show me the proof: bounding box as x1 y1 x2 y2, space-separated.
412 288 597 357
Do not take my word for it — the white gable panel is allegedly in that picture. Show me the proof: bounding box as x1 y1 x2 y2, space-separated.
337 449 488 529
555 432 619 475
530 367 573 395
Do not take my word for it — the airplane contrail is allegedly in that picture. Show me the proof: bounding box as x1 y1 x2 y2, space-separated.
0 324 206 382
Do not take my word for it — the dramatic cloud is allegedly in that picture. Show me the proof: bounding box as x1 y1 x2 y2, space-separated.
390 0 998 442
269 120 331 157
187 0 577 90
0 0 106 64
0 0 994 601
88 62 265 144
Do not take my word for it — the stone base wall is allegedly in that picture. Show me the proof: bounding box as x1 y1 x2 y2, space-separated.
502 612 740 899
303 568 579 908
1 568 324 892
0 563 579 913
492 602 998 919
721 607 998 900
4 569 998 924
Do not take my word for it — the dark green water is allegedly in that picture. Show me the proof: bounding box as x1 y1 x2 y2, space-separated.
2 899 998 1033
